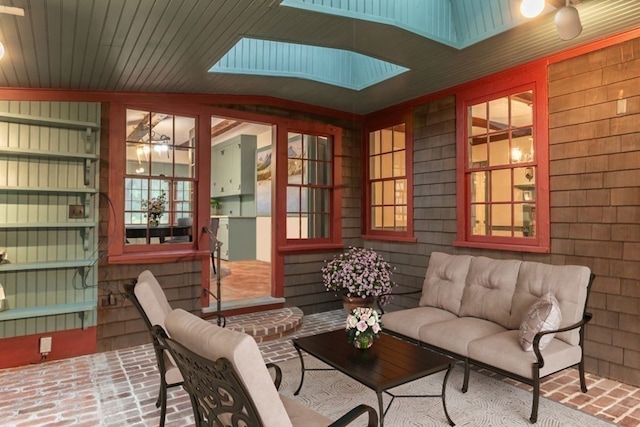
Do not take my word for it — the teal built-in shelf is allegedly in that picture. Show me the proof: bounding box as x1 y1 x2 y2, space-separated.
2 186 98 194
0 259 96 272
0 112 100 131
0 222 96 229
0 301 95 325
0 146 99 160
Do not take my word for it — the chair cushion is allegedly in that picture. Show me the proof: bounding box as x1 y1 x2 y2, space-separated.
518 293 562 351
468 330 582 379
165 309 293 427
458 257 522 328
418 252 472 315
509 261 591 345
135 270 172 330
383 306 457 341
418 317 507 357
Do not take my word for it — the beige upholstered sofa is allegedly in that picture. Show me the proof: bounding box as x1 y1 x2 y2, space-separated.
382 252 595 423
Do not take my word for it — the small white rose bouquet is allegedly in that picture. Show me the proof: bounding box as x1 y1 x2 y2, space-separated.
346 307 382 349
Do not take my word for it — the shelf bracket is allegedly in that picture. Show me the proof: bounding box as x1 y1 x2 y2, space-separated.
85 127 93 154
79 310 87 329
81 192 90 220
80 227 90 251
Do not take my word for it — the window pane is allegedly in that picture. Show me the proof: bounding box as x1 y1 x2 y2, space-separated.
469 103 487 136
370 155 380 179
471 204 489 236
491 204 512 236
393 151 405 177
395 179 407 205
383 180 394 205
469 137 487 168
511 128 534 164
383 206 394 229
127 142 150 175
381 153 393 179
491 169 512 202
372 181 382 205
372 206 383 229
381 128 393 153
511 91 533 128
395 205 407 230
369 130 381 155
488 134 509 166
175 146 195 178
488 97 509 130
392 124 405 150
317 136 331 161
514 167 535 201
471 172 488 203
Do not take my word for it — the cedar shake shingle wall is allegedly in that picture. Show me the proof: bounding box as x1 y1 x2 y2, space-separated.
548 37 640 387
96 103 201 352
390 38 639 387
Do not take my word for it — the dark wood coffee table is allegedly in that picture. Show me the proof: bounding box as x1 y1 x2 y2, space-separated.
292 329 455 426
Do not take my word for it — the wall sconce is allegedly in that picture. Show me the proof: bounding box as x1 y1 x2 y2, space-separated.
520 0 545 18
555 1 582 40
525 167 534 182
0 42 5 60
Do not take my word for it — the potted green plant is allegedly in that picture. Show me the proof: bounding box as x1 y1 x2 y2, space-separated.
322 247 396 312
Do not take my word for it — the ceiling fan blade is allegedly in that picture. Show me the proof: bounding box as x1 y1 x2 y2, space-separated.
0 6 25 16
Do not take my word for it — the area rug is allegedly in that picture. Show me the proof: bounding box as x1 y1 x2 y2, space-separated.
276 356 614 427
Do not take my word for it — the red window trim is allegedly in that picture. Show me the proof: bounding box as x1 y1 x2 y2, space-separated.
107 103 213 261
453 63 550 253
277 121 343 248
363 110 414 240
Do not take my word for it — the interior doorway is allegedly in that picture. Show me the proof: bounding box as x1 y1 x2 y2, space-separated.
208 116 274 308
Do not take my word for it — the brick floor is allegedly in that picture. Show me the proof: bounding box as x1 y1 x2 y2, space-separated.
0 308 638 426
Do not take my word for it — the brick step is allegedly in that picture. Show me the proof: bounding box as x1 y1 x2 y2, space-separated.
224 306 304 343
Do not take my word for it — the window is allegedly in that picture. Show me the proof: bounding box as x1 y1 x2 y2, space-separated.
286 132 332 240
456 68 549 252
364 116 414 241
124 109 196 245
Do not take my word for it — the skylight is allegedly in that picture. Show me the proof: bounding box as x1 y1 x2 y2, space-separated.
280 0 541 49
209 38 409 91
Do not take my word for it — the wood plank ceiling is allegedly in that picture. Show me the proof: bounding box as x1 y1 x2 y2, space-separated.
0 0 638 114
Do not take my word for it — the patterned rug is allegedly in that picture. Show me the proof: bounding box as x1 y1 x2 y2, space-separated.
277 356 614 427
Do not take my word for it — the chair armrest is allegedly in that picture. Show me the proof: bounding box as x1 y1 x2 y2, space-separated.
328 404 378 427
265 362 282 390
532 312 593 368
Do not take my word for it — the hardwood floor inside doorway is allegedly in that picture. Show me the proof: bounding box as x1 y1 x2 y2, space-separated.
210 260 271 303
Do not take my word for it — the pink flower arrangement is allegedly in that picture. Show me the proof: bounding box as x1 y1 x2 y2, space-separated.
346 307 382 347
322 247 395 300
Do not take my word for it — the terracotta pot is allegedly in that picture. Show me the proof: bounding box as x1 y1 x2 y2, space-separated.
342 295 376 315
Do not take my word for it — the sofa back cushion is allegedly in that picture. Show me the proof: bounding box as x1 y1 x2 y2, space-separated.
458 257 522 328
419 252 472 315
509 261 591 345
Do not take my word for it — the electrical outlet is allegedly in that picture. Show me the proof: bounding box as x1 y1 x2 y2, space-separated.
68 204 85 218
40 336 52 354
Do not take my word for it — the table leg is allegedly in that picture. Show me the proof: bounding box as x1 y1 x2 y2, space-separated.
441 363 455 426
377 392 385 427
293 344 306 396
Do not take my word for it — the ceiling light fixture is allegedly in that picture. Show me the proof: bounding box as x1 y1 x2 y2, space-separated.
0 42 4 60
520 0 545 18
555 1 582 40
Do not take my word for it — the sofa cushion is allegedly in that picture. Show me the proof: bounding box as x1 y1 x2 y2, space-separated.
418 317 507 357
458 257 522 328
165 309 293 427
518 293 562 351
383 307 457 341
419 252 473 315
468 330 583 379
280 395 332 427
509 261 591 345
